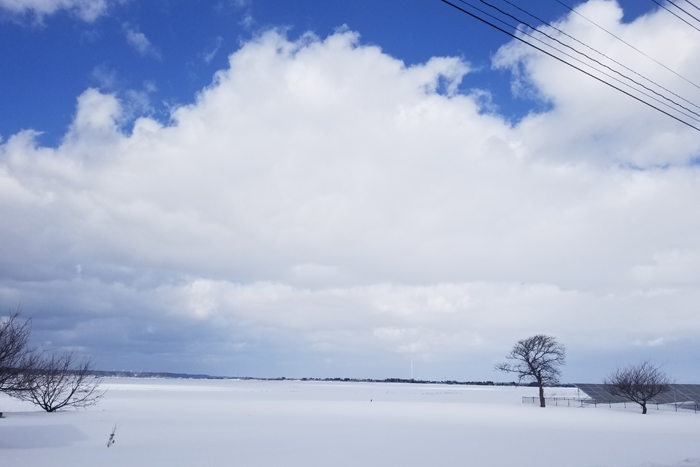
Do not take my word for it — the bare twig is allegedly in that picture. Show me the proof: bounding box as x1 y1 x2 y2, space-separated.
0 306 41 393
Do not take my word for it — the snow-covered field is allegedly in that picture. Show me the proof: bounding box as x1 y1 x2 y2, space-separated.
0 379 698 467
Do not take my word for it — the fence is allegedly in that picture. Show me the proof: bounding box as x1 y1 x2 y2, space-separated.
522 396 698 413
522 397 585 408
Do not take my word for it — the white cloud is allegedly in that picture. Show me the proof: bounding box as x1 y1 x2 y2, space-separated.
3 7 700 378
0 0 114 22
162 279 700 355
494 0 700 167
91 64 118 90
203 36 224 64
240 12 253 29
124 24 161 59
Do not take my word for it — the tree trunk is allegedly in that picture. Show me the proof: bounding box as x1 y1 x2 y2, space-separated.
642 402 647 414
539 383 545 408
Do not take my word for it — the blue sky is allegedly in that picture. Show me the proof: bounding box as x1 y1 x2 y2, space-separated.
1 0 658 145
2 0 700 382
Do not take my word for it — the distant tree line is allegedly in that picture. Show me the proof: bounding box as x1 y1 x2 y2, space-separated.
297 377 532 386
0 308 103 412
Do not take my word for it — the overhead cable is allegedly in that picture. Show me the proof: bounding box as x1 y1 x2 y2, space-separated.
439 0 700 132
554 0 700 91
499 0 700 112
682 0 700 13
476 0 700 117
651 0 700 33
665 0 700 24
458 0 700 122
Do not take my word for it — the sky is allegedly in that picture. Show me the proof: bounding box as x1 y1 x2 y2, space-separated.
2 0 700 383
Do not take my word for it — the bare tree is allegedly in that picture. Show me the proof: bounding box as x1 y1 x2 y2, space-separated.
0 308 41 393
9 351 104 412
495 334 566 408
603 360 672 414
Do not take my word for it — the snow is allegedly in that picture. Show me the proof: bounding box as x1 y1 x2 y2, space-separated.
0 379 698 467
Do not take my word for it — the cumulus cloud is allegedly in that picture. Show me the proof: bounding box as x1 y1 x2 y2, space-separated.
0 0 114 22
3 5 700 379
495 0 700 166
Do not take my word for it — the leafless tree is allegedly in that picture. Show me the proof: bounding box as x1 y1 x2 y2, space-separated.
9 351 104 412
495 334 566 408
603 360 672 414
0 308 41 393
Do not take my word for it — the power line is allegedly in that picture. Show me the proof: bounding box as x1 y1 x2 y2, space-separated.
667 0 700 24
554 0 700 91
439 0 700 132
455 0 700 122
499 0 700 112
652 0 700 33
476 0 700 118
682 0 700 13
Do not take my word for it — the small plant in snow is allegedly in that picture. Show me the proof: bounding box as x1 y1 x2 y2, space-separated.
107 424 118 447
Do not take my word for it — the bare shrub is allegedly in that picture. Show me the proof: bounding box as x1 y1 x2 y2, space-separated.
9 351 104 412
603 360 672 414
